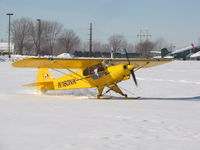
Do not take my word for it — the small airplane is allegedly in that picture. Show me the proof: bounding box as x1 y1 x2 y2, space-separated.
161 43 200 60
12 52 171 99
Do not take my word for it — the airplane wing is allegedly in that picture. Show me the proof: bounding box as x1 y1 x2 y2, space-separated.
112 59 172 68
12 58 102 69
12 57 172 69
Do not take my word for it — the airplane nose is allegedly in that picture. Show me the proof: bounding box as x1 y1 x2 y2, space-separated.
128 65 134 70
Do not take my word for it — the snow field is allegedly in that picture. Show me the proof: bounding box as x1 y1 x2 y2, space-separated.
0 60 200 150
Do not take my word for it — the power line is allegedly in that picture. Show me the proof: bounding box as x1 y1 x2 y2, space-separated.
137 29 152 42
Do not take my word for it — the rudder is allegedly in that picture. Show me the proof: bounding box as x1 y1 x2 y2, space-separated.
36 68 54 92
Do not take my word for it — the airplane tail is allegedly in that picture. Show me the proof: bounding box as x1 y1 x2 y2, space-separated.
161 48 170 58
36 68 53 83
24 68 54 92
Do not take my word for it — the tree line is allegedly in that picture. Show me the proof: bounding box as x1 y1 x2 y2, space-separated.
10 17 172 58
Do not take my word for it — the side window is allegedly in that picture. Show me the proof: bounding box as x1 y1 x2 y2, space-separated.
98 66 105 72
83 68 90 76
91 72 108 80
83 64 106 77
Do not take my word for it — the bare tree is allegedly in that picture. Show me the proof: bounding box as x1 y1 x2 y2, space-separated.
30 20 47 55
92 41 103 52
126 43 135 53
108 34 127 53
30 22 38 55
135 40 154 58
57 29 80 53
154 37 171 51
80 41 89 52
42 21 63 55
11 18 32 55
101 43 111 52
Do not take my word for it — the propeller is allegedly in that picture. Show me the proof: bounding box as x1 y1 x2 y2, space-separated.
124 49 138 86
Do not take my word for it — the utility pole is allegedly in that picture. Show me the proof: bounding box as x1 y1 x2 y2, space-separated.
137 29 144 43
190 43 195 60
6 13 13 58
89 23 92 57
145 30 152 40
137 29 152 42
36 19 41 56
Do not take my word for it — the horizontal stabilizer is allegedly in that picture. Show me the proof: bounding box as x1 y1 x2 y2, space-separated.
23 81 53 87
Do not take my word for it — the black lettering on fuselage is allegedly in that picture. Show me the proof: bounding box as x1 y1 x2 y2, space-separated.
58 79 77 88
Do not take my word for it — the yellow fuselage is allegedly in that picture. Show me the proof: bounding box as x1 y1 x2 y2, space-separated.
51 64 132 90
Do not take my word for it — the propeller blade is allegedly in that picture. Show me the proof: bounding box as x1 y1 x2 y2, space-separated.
131 69 138 86
124 48 130 65
124 48 138 86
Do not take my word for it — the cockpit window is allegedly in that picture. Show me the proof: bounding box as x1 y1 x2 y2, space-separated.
83 64 105 76
83 63 107 79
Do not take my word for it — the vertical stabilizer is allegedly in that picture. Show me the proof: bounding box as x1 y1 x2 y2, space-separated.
36 68 53 82
36 68 54 92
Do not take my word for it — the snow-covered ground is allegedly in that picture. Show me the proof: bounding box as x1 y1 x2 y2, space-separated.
0 60 200 150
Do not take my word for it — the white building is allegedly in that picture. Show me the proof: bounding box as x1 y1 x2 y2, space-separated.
0 42 14 54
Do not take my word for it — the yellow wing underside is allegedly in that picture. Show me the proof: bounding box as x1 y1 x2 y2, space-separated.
12 58 172 69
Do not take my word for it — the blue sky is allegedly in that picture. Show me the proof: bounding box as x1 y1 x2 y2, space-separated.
1 0 200 48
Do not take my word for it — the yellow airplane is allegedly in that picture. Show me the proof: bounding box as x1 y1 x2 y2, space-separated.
12 56 171 99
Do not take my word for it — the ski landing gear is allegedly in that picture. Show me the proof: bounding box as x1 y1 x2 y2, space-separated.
97 84 129 99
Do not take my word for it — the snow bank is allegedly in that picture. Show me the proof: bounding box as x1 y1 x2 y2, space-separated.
57 53 74 58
